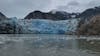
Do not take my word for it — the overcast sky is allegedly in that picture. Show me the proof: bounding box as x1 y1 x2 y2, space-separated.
0 0 100 18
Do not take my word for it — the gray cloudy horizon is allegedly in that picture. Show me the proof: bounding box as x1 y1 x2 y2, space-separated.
0 0 100 18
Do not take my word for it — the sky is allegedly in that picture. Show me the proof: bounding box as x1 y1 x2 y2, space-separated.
0 0 100 18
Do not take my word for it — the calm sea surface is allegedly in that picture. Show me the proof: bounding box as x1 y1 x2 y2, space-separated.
0 34 100 56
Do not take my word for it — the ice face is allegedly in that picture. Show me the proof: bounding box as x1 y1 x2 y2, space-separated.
16 19 79 34
0 18 79 34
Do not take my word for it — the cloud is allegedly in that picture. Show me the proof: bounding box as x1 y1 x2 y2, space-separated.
0 0 100 18
55 1 84 12
55 0 100 13
0 0 52 18
67 1 79 6
87 0 100 7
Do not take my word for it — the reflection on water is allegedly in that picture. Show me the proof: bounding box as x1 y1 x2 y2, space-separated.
0 34 100 56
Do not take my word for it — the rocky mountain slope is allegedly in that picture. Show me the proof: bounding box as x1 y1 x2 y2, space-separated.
77 6 100 35
78 6 100 28
77 15 100 35
24 10 79 20
78 6 100 19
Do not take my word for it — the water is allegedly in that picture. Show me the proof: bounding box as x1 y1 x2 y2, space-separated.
0 34 100 56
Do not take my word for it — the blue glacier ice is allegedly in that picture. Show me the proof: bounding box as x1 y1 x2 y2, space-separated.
16 19 79 34
0 18 80 34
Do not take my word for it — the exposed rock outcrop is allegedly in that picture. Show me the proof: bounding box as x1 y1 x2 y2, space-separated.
77 15 100 35
78 6 100 29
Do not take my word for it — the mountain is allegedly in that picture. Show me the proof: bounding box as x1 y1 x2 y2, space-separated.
76 6 100 35
24 10 79 20
78 6 100 28
0 12 7 20
78 6 100 19
77 14 100 35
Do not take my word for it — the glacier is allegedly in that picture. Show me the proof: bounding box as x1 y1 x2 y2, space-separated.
0 18 79 34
